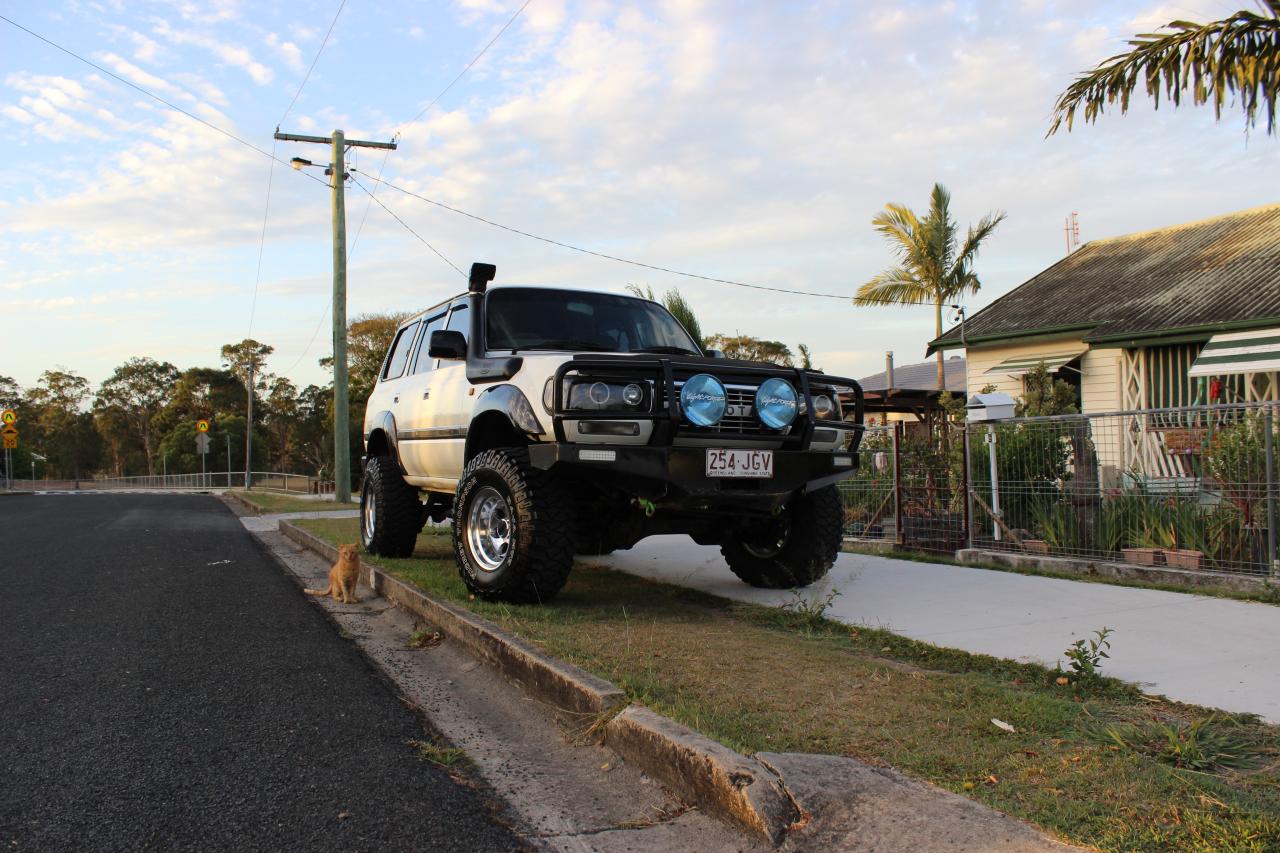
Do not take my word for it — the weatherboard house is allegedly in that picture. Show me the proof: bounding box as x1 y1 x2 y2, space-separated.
928 203 1280 415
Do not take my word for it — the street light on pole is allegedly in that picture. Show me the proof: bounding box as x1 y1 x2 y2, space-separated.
274 128 397 503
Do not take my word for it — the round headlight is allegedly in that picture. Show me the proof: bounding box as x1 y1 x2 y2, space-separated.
812 394 834 419
755 378 798 429
680 374 726 426
588 381 611 406
622 383 644 406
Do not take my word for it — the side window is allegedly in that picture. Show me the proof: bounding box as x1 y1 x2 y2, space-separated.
445 303 469 342
410 313 448 375
382 321 420 380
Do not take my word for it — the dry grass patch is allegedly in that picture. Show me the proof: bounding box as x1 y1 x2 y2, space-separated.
298 517 1280 852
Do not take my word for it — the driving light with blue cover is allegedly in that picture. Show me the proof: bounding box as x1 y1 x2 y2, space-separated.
680 374 727 426
754 378 798 429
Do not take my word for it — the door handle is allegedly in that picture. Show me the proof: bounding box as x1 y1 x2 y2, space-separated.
393 395 399 403
423 390 430 400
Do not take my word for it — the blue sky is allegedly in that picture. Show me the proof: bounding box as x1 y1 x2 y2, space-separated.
1 0 1273 392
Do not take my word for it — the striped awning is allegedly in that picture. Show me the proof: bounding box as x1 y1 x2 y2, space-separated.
1189 328 1280 377
984 348 1087 377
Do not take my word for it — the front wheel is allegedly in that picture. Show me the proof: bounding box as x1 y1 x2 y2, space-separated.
721 486 843 588
453 448 576 603
360 455 422 558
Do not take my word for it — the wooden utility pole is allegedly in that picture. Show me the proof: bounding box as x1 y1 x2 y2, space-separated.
245 362 255 490
274 129 397 502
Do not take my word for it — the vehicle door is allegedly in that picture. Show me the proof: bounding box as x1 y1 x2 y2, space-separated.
369 317 422 463
395 310 449 480
415 301 472 483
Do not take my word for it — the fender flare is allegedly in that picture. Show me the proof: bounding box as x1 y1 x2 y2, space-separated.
472 384 542 434
363 410 406 474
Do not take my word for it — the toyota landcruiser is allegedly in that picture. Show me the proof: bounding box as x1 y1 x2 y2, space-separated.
361 262 864 603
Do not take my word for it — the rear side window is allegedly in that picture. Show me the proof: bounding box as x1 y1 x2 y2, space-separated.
410 313 448 374
382 321 420 380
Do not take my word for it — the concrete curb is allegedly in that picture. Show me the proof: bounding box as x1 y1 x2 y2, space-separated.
222 490 264 516
956 547 1272 593
603 705 800 843
277 519 798 842
279 521 625 717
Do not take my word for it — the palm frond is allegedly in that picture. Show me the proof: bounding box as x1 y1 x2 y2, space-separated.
1049 5 1280 135
853 267 933 307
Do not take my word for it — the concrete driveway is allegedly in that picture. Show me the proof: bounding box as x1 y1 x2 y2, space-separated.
593 536 1280 723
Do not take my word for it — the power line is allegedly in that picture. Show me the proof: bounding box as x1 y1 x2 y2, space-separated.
0 13 329 189
279 0 347 125
246 136 279 337
250 0 348 337
404 0 533 127
349 175 465 277
282 300 331 374
350 0 532 260
350 170 853 300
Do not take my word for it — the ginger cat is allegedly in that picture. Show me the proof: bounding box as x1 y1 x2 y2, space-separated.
304 543 361 604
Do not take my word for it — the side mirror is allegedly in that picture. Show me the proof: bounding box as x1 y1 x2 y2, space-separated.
428 330 467 360
705 349 726 359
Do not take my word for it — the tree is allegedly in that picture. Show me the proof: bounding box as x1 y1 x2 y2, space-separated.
626 284 704 346
703 334 795 365
25 369 100 479
1049 2 1280 137
220 339 274 386
94 357 180 475
0 375 20 411
854 183 1004 391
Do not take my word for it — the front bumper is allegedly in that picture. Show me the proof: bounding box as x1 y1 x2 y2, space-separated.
527 443 859 500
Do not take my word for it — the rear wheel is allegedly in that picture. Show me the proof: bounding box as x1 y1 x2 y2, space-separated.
360 455 421 558
721 486 843 588
453 448 576 603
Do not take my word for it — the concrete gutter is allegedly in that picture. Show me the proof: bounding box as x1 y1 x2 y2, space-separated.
278 519 1074 850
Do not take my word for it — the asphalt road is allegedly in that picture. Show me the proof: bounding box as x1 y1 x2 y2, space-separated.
0 494 522 851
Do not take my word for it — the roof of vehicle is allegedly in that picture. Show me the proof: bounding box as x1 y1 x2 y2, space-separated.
396 285 664 328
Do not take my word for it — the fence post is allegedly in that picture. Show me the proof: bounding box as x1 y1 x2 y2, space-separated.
987 424 1001 542
963 422 973 550
1266 405 1277 575
893 421 904 547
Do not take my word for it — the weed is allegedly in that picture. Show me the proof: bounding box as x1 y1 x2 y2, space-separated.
772 587 842 634
406 739 470 769
1100 715 1270 773
338 628 355 641
407 627 444 649
1060 627 1112 682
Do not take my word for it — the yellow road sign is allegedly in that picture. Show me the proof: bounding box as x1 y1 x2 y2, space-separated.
0 409 14 425
1 424 16 437
196 419 210 433
3 435 15 449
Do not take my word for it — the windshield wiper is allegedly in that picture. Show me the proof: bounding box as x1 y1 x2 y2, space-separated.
632 345 702 356
523 339 618 352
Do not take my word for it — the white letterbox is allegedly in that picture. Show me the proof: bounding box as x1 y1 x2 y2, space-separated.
966 392 1016 422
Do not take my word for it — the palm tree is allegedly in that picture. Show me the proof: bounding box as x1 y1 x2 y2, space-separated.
626 284 704 347
854 184 1004 391
1049 2 1280 136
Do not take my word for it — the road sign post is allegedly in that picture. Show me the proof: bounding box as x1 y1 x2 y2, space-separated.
196 431 211 487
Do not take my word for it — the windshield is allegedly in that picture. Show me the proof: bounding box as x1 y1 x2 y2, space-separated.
485 288 702 354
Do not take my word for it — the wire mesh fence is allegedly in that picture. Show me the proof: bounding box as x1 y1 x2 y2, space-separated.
841 402 1280 576
1 472 335 494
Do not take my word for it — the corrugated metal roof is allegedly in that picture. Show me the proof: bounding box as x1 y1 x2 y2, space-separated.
932 203 1280 349
859 356 966 392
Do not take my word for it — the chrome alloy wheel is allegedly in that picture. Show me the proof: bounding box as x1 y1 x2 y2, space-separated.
466 485 514 572
361 481 376 547
742 516 791 559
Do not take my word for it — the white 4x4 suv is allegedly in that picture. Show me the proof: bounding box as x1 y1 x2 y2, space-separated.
361 263 864 603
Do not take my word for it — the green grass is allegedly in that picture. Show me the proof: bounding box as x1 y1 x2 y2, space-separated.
406 738 471 769
299 517 1280 852
228 490 358 514
843 543 1280 607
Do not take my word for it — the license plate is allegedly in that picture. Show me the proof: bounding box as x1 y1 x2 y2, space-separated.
706 448 774 478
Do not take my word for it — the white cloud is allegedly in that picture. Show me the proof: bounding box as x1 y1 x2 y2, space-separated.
152 21 274 85
265 33 305 74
